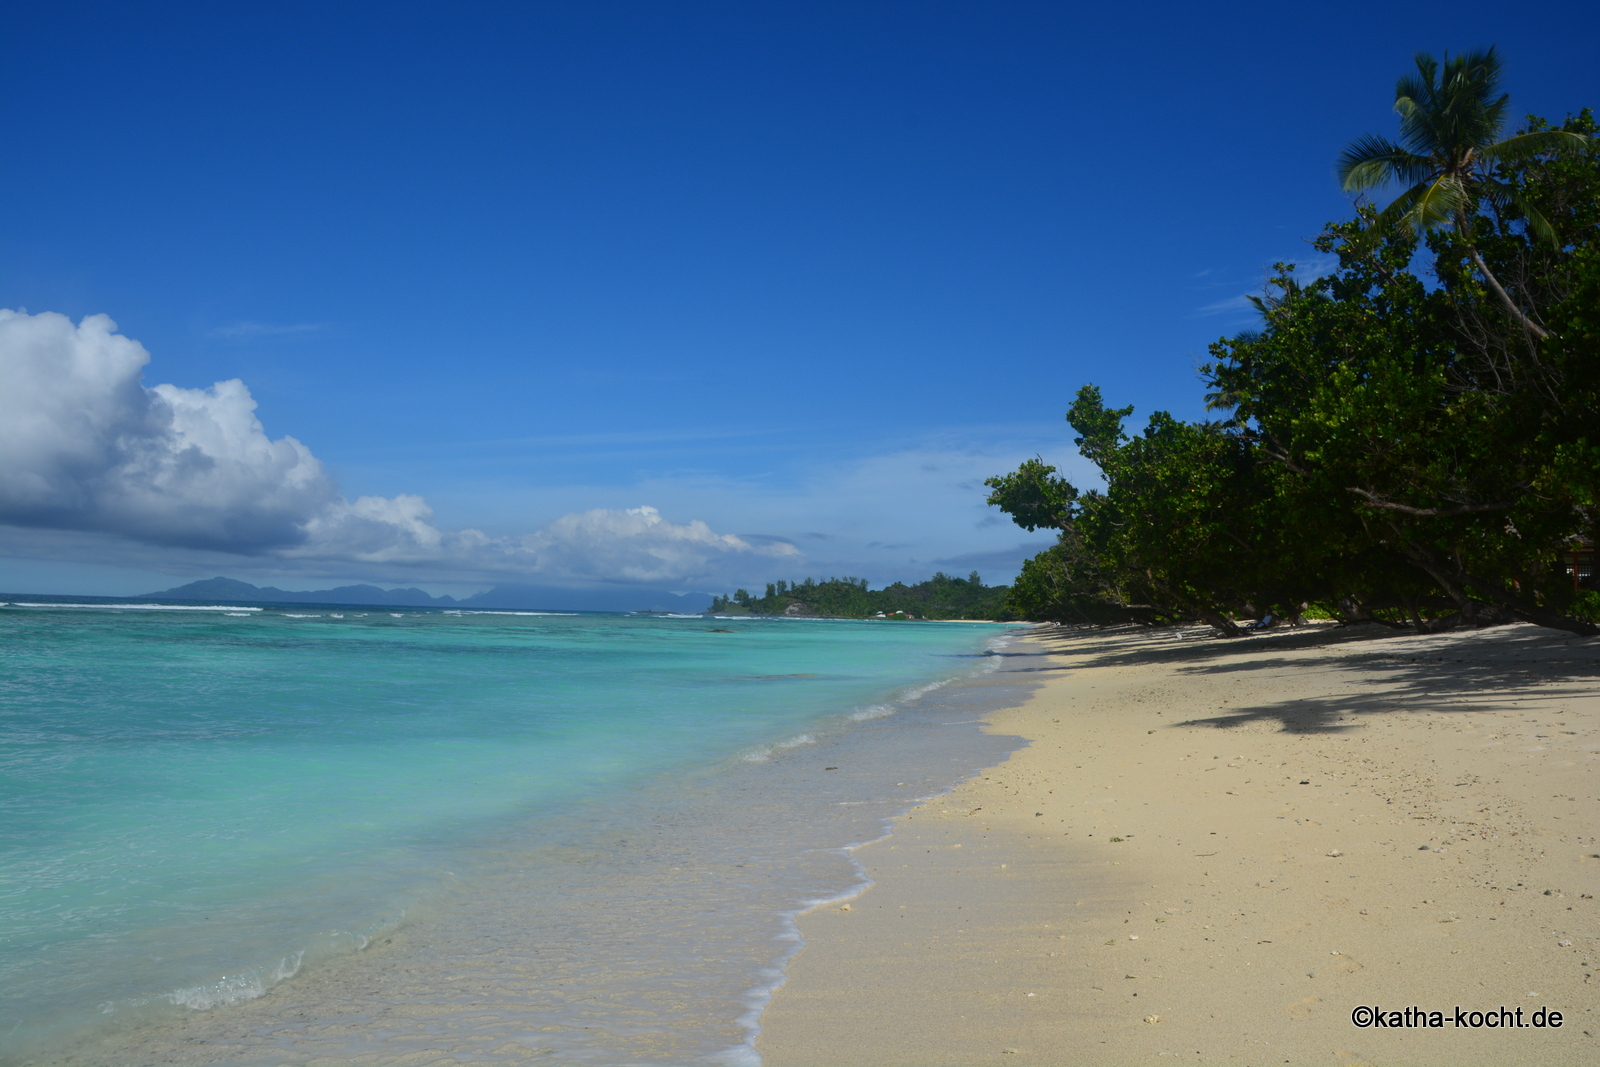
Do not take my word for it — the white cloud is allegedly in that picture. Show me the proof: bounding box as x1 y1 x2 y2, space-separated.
1295 254 1342 281
291 498 798 585
0 310 336 550
1196 293 1257 317
396 427 1098 589
517 441 1083 587
524 505 796 584
1194 254 1342 318
0 310 795 587
206 321 329 340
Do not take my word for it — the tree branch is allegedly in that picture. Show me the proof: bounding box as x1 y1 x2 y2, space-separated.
1346 487 1513 516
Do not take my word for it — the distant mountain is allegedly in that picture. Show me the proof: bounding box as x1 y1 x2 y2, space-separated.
141 577 713 613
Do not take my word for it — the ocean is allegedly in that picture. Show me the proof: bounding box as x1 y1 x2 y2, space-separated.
0 601 1030 1065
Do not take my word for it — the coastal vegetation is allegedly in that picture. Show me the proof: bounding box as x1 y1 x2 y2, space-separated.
988 49 1599 636
708 572 1012 620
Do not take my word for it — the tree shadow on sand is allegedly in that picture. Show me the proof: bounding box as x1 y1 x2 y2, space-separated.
1028 622 1600 734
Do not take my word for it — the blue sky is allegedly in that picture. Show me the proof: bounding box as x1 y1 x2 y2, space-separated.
2 1 1594 600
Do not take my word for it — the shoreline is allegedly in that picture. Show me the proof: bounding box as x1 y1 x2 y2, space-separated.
757 622 1598 1066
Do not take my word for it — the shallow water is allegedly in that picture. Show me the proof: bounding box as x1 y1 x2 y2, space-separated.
1 603 1030 1065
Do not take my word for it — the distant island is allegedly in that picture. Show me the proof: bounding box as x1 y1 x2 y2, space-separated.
140 577 713 614
708 572 1013 620
145 576 461 607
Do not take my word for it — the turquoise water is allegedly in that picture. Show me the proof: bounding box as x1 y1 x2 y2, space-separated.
0 602 1014 1063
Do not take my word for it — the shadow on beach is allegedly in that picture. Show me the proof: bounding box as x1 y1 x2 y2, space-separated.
1026 621 1600 734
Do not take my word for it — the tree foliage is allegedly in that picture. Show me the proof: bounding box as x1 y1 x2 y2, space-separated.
708 572 1013 620
1335 48 1588 339
989 79 1598 637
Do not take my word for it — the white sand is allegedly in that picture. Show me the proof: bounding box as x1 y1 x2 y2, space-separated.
758 622 1598 1065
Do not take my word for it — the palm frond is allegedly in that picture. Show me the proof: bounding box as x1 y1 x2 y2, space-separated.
1499 183 1561 245
1398 51 1438 110
1396 47 1508 161
1480 129 1593 164
1393 93 1433 156
1407 174 1467 232
1396 53 1443 157
1369 178 1463 236
1337 134 1430 190
1369 183 1429 235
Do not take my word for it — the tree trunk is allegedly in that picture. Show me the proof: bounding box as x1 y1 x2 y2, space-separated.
1406 541 1600 638
1197 608 1241 638
1454 567 1600 637
1456 213 1550 340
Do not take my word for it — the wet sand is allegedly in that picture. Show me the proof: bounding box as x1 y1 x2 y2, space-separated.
758 622 1598 1066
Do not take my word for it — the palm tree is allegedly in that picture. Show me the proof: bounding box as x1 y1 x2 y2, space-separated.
1336 47 1588 340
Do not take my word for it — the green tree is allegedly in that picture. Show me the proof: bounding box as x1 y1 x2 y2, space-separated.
709 573 1013 620
1207 110 1600 636
982 458 1076 533
990 58 1597 637
1336 47 1587 339
988 388 1308 634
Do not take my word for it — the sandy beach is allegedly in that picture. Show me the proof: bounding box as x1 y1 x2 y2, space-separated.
758 622 1598 1066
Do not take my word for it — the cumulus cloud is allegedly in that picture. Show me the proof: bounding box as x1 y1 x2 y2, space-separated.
458 432 1094 587
517 506 786 584
289 497 795 586
0 309 795 585
0 310 336 551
